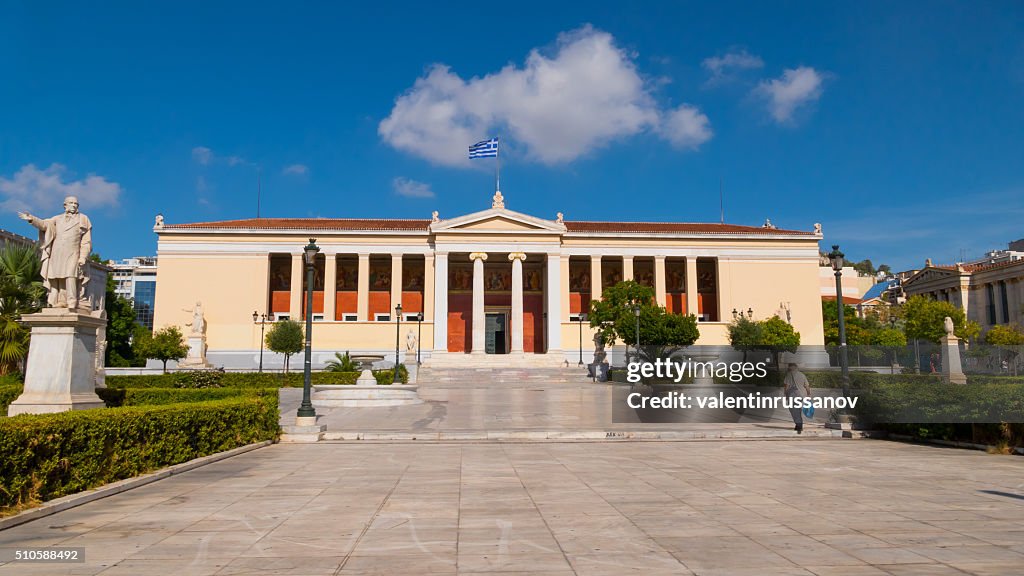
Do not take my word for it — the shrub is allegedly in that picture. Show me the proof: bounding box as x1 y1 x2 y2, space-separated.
0 394 279 511
0 382 22 415
95 387 268 407
175 370 225 389
106 368 409 389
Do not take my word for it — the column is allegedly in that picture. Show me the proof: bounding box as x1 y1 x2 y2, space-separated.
424 254 436 323
391 254 403 316
356 253 370 321
509 253 526 354
470 253 488 355
289 253 303 318
654 256 667 306
685 257 698 318
432 252 448 353
590 255 602 302
623 256 634 282
559 255 570 322
324 254 337 321
546 253 563 353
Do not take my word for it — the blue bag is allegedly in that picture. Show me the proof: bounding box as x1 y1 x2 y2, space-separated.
802 405 815 418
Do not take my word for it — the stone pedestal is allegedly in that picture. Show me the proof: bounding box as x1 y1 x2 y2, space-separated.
179 335 211 368
941 334 967 385
8 310 106 416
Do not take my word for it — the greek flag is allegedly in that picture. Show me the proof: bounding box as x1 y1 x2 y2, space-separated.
468 138 498 159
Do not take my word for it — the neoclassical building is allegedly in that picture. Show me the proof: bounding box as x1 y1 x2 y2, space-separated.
152 193 827 368
901 259 1024 334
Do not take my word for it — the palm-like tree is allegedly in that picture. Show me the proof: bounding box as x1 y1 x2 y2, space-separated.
0 244 44 374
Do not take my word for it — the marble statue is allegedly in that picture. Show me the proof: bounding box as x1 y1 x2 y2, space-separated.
18 196 92 309
813 223 822 234
406 329 417 352
185 301 206 335
154 214 164 228
556 212 564 224
944 316 954 336
492 190 505 209
431 211 440 223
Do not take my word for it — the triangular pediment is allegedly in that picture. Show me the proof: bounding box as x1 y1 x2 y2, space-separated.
431 207 566 234
903 267 959 287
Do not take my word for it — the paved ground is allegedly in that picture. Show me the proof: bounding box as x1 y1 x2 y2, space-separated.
1 441 1022 575
282 367 844 439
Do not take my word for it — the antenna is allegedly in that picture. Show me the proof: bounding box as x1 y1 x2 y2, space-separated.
719 177 724 224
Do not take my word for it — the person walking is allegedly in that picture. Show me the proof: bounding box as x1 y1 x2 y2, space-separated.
783 363 811 434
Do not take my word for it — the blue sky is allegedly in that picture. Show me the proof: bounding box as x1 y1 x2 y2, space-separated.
1 1 1022 270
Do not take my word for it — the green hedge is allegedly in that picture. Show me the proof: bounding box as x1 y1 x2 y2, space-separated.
95 387 270 407
107 366 408 389
0 383 22 415
852 381 1024 424
0 394 279 511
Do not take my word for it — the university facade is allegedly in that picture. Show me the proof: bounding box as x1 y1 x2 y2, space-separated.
152 193 827 368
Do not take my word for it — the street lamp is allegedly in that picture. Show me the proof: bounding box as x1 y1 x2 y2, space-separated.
577 312 588 367
393 303 403 383
747 307 754 319
416 312 423 366
633 304 642 363
827 244 850 397
252 311 269 373
297 239 319 421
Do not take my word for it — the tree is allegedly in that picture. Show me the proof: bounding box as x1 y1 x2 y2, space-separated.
266 319 304 373
759 316 801 370
727 316 762 361
985 324 1024 346
873 327 907 365
0 244 44 374
902 295 980 344
136 326 189 373
589 281 699 359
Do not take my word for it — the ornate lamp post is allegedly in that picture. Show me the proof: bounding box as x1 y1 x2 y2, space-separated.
577 312 587 367
416 312 423 366
827 244 850 397
393 303 403 383
747 307 754 319
297 239 319 421
252 311 269 373
633 304 642 363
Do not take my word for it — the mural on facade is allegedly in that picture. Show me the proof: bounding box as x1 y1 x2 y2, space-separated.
403 261 424 291
269 258 290 291
337 259 358 290
569 261 591 293
370 262 391 291
666 263 686 293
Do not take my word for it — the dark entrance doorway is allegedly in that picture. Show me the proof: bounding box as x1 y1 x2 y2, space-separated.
485 312 508 354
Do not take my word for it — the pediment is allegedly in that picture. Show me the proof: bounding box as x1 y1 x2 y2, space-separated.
431 208 566 234
903 267 958 287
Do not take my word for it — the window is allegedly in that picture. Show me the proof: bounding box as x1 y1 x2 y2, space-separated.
374 313 391 322
569 314 587 322
1000 282 1010 324
342 314 358 322
403 313 421 321
313 314 324 322
274 313 290 321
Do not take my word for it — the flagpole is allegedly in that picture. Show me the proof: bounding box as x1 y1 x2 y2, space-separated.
495 137 501 193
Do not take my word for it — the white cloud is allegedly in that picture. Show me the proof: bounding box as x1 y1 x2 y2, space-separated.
191 146 212 165
754 66 825 123
379 26 710 166
702 49 764 84
0 163 122 213
658 105 713 149
283 164 308 176
392 177 435 198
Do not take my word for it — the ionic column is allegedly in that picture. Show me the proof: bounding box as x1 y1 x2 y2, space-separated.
470 252 488 355
432 252 448 353
509 252 527 354
356 254 370 321
324 255 337 321
391 254 403 315
623 256 634 282
685 257 698 317
289 253 303 317
654 256 667 306
590 255 602 302
546 253 563 353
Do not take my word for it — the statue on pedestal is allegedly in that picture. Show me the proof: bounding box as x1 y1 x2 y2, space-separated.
180 301 211 368
18 196 92 309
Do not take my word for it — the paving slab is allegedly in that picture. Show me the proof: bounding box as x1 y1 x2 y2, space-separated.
0 441 1022 575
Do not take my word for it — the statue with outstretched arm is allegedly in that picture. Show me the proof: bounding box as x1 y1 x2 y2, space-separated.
18 195 92 310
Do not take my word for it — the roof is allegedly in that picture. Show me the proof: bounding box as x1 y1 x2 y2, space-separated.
860 281 889 301
163 217 816 236
822 295 863 305
164 218 432 231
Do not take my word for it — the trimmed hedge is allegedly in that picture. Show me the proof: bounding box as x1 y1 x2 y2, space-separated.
95 387 269 407
0 394 279 511
107 366 408 389
852 381 1024 424
0 383 22 415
